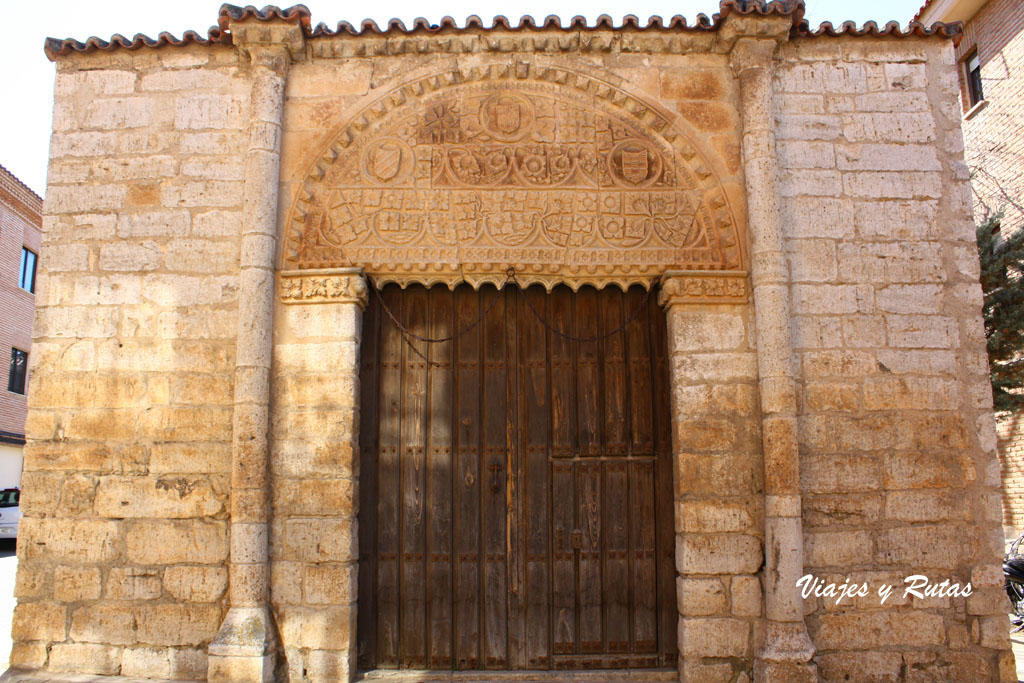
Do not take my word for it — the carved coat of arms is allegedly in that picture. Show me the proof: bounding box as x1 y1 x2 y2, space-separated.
621 148 649 185
494 100 521 135
371 142 402 181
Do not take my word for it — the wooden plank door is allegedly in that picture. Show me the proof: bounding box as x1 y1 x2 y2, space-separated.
357 283 677 672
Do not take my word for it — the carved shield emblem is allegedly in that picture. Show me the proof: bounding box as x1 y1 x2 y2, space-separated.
480 93 534 141
494 100 520 134
621 148 649 185
372 142 403 181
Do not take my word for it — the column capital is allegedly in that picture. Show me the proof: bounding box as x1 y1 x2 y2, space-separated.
718 1 794 59
657 270 748 308
729 35 783 74
223 4 308 69
280 268 369 310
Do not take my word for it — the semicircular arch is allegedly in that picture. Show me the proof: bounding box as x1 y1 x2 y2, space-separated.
282 60 746 291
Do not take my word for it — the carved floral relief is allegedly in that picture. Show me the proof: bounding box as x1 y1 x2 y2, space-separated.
284 65 744 293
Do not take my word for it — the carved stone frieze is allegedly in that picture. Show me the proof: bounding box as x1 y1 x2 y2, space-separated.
283 63 745 291
307 32 721 59
279 269 368 308
657 270 748 306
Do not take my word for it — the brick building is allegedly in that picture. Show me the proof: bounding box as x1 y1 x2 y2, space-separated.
7 0 1017 680
916 0 1024 538
0 164 42 490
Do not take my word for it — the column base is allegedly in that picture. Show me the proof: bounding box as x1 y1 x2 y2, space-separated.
208 606 277 683
755 620 816 682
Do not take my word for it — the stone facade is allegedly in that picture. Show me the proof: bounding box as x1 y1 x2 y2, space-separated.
918 0 1024 538
10 1 1014 680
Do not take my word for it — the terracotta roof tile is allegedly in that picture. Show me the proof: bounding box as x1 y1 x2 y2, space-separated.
43 0 963 61
0 163 43 226
44 29 226 60
216 3 312 31
912 0 935 24
795 19 963 45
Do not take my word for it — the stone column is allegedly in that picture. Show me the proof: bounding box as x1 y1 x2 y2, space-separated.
731 37 816 681
207 44 290 683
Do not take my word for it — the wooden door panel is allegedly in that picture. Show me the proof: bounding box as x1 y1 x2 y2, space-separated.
375 285 404 667
399 287 428 668
605 460 630 653
481 287 509 669
358 283 677 671
520 287 550 669
550 459 576 657
426 287 454 668
452 287 481 669
357 289 380 670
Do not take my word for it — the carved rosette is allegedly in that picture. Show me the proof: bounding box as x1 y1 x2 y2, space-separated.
279 269 368 308
658 270 748 306
284 62 746 292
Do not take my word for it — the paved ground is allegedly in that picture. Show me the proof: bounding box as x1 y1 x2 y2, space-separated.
0 674 189 683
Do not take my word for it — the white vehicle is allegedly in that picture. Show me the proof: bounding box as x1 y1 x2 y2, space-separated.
0 489 20 539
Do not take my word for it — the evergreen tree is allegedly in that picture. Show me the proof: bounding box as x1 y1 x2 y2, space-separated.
977 213 1024 411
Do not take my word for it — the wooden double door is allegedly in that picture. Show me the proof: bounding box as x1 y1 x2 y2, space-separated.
357 283 677 671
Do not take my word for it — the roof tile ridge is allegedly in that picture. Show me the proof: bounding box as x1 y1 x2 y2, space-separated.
794 16 963 45
0 163 43 208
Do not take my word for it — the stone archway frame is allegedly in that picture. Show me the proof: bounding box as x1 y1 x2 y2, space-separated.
280 58 749 296
273 59 756 680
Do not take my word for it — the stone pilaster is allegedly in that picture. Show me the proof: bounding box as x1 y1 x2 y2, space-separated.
659 272 763 682
273 269 367 680
207 18 301 682
730 35 816 682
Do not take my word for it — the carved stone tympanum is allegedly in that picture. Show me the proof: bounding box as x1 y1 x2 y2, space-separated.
283 65 744 291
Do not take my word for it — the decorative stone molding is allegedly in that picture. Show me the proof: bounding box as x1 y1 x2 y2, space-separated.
365 267 663 293
279 268 369 308
658 270 748 306
283 62 745 292
308 32 721 59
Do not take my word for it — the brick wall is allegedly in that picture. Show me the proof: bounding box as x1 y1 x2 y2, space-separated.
0 164 42 440
776 36 1009 680
997 412 1024 534
956 0 1024 234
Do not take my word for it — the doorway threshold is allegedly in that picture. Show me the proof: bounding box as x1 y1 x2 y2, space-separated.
356 669 678 681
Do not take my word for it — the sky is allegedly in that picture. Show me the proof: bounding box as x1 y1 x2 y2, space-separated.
1 0 928 196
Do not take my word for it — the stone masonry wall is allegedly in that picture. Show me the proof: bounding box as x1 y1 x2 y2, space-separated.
665 304 763 682
12 9 1015 681
11 44 249 677
775 36 1012 679
270 298 363 680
